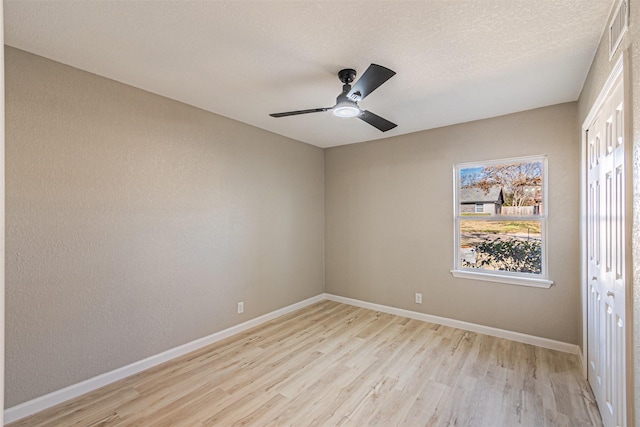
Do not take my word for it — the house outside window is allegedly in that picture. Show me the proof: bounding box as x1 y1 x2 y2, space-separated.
463 188 504 215
451 155 552 288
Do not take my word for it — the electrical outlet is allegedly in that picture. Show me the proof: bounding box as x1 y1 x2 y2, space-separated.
415 293 422 304
237 302 244 314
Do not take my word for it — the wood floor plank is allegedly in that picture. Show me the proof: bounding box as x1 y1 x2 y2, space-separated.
8 301 602 427
262 364 357 426
399 380 448 426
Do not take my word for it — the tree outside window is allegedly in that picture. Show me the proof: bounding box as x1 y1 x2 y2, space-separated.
453 156 550 286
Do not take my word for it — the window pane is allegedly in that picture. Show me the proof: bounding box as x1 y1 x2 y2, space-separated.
459 161 543 216
460 220 542 274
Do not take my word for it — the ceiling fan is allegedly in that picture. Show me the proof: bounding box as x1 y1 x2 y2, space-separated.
269 64 397 132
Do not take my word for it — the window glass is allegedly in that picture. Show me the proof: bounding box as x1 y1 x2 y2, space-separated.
454 156 548 283
460 219 542 274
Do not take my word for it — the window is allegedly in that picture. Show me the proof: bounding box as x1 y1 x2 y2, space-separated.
451 155 552 288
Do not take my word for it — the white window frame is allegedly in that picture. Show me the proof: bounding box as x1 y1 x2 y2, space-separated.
450 155 553 288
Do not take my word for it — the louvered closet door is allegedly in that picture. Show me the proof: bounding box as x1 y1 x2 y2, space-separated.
586 74 626 427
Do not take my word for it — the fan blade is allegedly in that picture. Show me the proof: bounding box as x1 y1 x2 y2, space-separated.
270 107 330 117
348 64 395 101
358 110 397 132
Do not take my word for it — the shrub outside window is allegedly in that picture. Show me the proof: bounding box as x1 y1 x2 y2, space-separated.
451 155 553 288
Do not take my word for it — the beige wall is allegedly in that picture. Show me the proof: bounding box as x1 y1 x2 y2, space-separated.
577 2 640 423
325 102 580 344
4 47 325 407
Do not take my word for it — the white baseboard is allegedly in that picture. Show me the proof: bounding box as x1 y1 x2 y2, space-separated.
5 292 580 424
3 294 325 425
324 294 581 355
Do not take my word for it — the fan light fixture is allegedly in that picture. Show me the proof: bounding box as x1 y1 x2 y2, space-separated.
333 101 360 118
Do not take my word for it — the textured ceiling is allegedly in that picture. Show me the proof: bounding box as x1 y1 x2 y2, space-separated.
4 0 613 148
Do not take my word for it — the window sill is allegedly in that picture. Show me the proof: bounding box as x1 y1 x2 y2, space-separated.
450 270 553 288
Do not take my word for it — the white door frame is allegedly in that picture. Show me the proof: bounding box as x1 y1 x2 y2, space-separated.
1 1 6 424
581 52 632 425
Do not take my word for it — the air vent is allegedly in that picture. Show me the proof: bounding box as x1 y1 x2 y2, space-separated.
609 0 629 59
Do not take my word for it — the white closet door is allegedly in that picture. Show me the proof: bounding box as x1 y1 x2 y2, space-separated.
586 71 626 427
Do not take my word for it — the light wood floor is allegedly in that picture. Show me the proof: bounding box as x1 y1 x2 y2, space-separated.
9 300 602 426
